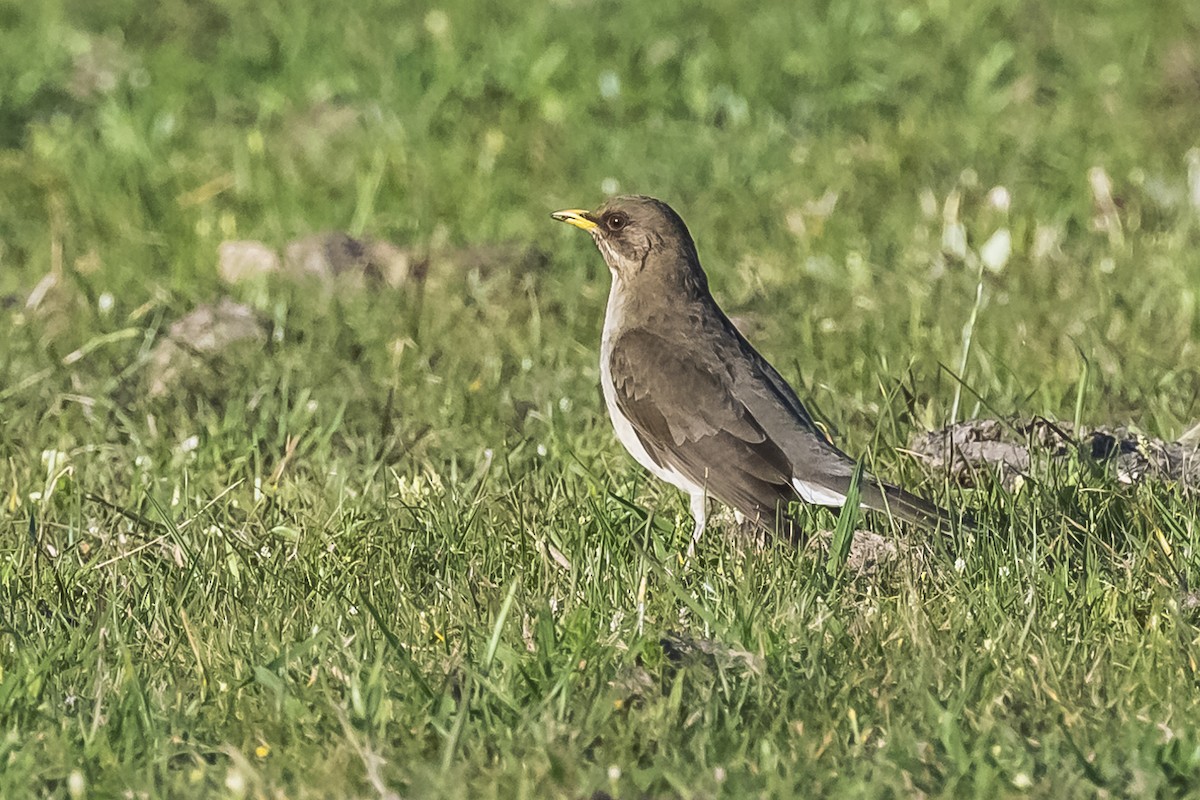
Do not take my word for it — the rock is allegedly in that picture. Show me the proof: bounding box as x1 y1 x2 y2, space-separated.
218 233 551 289
909 418 1200 490
147 298 266 397
165 298 262 351
1083 426 1200 487
283 232 417 287
217 241 281 284
908 418 1045 490
219 233 422 288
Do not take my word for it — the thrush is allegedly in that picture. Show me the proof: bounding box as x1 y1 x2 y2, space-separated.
553 195 971 552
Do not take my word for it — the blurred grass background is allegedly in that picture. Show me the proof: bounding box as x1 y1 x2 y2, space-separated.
2 0 1200 797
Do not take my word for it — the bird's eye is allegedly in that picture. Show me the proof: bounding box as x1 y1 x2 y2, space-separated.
606 213 628 231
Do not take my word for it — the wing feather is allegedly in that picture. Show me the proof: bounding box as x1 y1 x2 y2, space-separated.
608 329 796 532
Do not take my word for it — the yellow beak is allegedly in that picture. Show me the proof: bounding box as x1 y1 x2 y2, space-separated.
551 209 598 231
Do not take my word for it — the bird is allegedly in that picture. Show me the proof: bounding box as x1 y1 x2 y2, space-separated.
552 195 971 553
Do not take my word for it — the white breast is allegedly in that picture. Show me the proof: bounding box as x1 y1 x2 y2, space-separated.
599 285 704 497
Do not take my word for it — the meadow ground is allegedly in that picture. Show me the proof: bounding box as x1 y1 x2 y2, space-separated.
3 0 1200 797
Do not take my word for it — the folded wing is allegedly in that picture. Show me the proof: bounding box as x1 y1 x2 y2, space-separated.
608 328 798 533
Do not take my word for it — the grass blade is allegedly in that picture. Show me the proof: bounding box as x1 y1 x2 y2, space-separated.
826 462 863 579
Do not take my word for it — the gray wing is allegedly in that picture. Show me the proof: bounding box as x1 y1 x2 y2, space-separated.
713 315 861 489
716 314 964 528
608 328 797 532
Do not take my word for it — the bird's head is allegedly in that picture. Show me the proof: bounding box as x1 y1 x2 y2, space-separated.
552 196 704 289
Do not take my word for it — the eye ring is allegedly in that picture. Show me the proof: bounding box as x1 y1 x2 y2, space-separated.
606 213 628 231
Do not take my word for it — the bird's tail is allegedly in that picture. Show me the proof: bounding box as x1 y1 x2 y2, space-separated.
863 481 976 532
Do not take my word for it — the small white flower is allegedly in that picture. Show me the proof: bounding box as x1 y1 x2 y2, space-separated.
714 766 727 783
179 435 200 453
607 765 621 781
41 449 69 472
941 191 967 260
919 188 938 219
942 222 967 260
986 186 1011 213
558 397 572 412
67 770 86 800
598 71 621 100
980 229 1011 273
225 767 247 796
536 444 547 457
97 292 115 314
954 557 966 573
424 10 450 38
306 399 319 413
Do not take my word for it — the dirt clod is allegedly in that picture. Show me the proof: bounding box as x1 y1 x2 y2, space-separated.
909 417 1200 490
219 233 423 288
217 241 280 284
147 298 266 397
805 529 912 576
659 632 764 675
284 232 418 286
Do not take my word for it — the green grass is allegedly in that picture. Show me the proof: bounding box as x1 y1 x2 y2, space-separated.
3 0 1200 796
